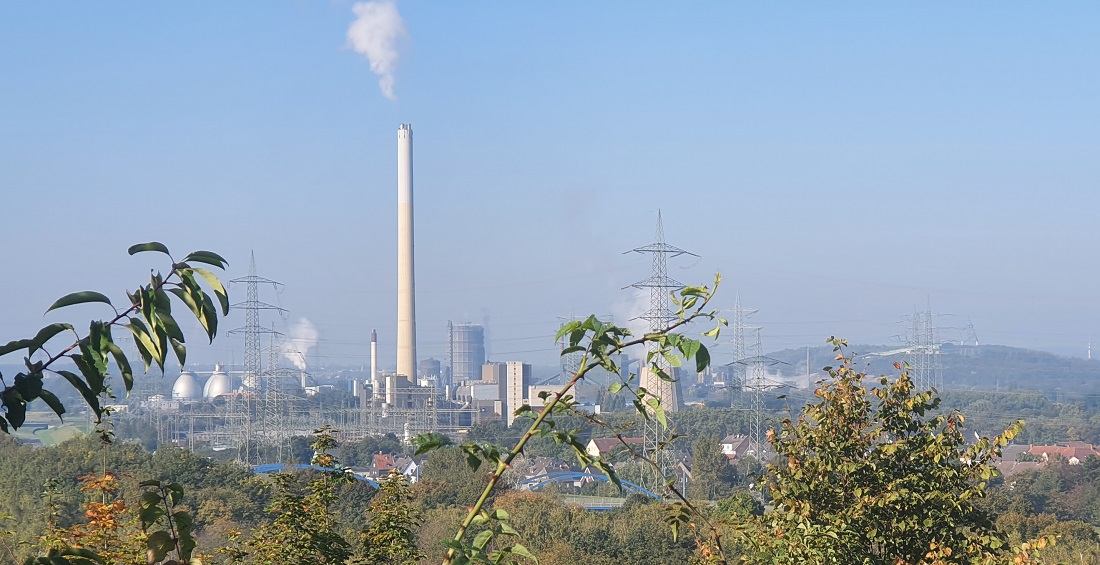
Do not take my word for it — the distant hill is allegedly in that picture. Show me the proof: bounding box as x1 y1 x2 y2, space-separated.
764 343 1100 403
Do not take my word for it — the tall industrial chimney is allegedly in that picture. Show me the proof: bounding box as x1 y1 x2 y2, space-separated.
397 124 417 380
370 329 379 398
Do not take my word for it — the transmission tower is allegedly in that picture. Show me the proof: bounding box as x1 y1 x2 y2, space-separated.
557 313 583 382
558 310 614 385
904 305 942 391
727 294 758 408
735 329 785 460
263 326 302 463
228 253 286 464
625 211 697 493
962 318 979 346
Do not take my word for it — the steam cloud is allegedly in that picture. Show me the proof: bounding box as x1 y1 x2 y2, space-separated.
282 318 319 371
347 1 407 101
612 290 653 351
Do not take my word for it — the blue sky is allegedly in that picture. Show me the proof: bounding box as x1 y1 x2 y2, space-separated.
2 2 1098 372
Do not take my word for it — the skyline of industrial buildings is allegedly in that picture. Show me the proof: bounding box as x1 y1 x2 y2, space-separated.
142 123 639 463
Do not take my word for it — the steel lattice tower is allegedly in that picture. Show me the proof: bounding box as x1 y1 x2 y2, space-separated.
625 211 697 493
905 305 942 391
263 326 307 463
728 294 758 408
736 329 783 459
228 253 285 464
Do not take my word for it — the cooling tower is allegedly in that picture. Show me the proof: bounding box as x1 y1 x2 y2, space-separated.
397 124 417 380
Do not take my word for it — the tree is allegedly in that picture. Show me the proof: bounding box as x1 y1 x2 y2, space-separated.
244 426 353 564
688 435 738 501
352 470 423 565
0 244 229 565
712 491 762 520
734 338 1048 564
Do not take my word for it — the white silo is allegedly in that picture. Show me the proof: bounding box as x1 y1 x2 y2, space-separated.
172 371 202 400
203 364 232 398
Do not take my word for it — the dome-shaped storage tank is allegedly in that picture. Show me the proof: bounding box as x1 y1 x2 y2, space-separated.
172 371 203 400
203 364 231 398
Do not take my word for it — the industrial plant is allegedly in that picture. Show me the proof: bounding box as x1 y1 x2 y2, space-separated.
123 124 548 465
111 123 814 485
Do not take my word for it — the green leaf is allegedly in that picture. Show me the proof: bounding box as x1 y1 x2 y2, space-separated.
29 323 74 356
56 370 101 416
197 290 218 342
127 318 164 372
182 250 228 269
653 404 668 429
555 321 582 342
508 543 538 562
472 529 494 550
152 302 184 339
45 291 112 314
105 341 134 393
38 389 65 419
608 381 623 393
411 433 452 455
167 287 203 323
172 509 192 528
191 267 231 316
169 338 186 369
128 241 172 256
2 392 27 428
0 339 34 358
695 343 711 373
167 483 184 505
146 530 174 563
679 338 701 360
70 352 105 396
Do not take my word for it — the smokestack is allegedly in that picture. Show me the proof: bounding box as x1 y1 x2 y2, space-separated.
370 329 379 398
397 123 417 380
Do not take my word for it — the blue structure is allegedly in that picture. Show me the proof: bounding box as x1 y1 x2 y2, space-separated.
518 472 661 500
252 463 379 488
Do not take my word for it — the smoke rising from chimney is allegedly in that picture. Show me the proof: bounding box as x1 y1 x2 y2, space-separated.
282 318 319 371
346 1 407 101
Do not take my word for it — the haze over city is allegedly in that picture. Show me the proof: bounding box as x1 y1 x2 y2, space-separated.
3 2 1098 372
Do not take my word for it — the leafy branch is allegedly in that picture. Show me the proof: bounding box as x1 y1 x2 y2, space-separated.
138 480 196 565
563 404 731 562
0 243 229 436
416 274 725 565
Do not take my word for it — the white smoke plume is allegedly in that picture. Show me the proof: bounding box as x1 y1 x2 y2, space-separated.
346 1 407 101
611 290 653 354
282 318 319 371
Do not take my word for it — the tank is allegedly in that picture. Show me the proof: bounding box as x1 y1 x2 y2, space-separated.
203 364 232 398
449 323 485 383
172 371 202 400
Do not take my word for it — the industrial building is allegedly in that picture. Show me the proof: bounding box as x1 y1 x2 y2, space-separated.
447 322 486 385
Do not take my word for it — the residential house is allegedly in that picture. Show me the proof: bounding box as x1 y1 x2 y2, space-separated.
585 437 645 460
720 434 752 462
